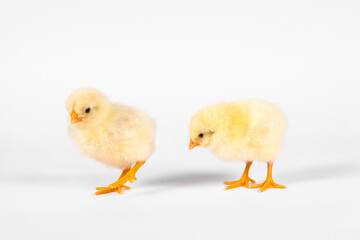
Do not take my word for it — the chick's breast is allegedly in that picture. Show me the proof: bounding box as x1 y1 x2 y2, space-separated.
69 104 155 170
211 99 287 163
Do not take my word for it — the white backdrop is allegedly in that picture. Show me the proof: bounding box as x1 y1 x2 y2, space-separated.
0 1 359 239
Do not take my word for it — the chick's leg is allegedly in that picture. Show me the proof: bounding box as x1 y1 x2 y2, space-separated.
95 168 131 195
127 161 146 183
251 162 286 192
224 161 255 189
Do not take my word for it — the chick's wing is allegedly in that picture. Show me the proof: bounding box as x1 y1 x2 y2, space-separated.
106 104 145 141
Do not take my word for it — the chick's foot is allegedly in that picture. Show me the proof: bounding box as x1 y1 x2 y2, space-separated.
251 162 286 192
95 171 131 195
251 180 286 192
95 185 131 195
224 161 254 190
93 162 145 195
224 176 255 190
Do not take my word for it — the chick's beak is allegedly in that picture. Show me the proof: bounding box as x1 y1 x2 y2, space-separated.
71 109 83 124
189 139 200 150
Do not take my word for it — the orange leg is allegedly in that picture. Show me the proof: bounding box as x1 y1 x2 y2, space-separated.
224 162 255 189
95 161 146 195
95 168 131 195
251 162 286 192
127 161 146 183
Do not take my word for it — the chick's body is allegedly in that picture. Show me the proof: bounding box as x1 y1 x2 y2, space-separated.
199 99 286 163
189 99 287 192
69 104 155 170
66 88 155 195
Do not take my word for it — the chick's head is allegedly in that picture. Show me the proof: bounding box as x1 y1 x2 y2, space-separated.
189 103 228 150
65 88 110 127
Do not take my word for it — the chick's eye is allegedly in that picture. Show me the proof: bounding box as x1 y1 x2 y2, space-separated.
85 108 91 113
198 133 204 138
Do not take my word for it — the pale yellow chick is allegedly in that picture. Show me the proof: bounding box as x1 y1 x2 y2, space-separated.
65 88 155 195
189 99 287 192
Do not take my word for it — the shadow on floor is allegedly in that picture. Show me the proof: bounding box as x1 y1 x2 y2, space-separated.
143 172 234 187
278 162 360 184
123 171 236 196
0 171 235 197
2 162 359 190
0 171 234 188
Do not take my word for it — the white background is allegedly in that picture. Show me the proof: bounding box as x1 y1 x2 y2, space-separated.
0 0 359 239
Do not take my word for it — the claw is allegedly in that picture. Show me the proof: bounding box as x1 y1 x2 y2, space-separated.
224 176 255 190
251 181 286 192
95 188 116 195
224 177 255 186
95 185 131 195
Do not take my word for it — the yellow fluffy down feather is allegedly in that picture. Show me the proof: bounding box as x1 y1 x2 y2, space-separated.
189 99 287 163
66 88 155 171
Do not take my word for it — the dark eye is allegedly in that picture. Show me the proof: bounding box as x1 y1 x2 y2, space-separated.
198 133 204 138
85 108 91 113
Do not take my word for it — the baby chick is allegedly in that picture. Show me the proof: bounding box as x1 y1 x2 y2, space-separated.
66 88 155 195
189 99 287 192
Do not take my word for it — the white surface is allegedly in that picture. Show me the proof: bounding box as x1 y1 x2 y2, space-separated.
0 1 359 239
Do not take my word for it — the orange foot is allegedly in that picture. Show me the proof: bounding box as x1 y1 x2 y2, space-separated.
224 177 255 190
95 174 131 195
95 185 131 195
94 161 146 196
251 180 286 192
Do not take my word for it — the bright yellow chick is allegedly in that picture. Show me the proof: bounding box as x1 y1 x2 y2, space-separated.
65 88 155 195
189 99 287 192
